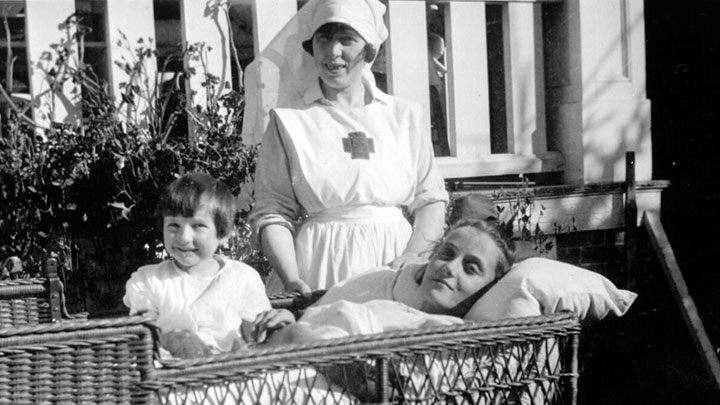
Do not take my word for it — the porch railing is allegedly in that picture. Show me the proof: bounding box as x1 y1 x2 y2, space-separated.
1 0 651 183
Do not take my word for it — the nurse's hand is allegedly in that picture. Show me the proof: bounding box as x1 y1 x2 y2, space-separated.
388 253 425 270
284 279 312 295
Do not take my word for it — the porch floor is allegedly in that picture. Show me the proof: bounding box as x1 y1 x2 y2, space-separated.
579 269 720 404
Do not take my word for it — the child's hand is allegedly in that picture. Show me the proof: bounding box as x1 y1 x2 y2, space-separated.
160 330 213 359
247 309 296 343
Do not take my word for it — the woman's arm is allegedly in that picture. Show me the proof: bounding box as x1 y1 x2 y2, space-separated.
393 102 449 268
252 111 310 293
261 224 311 294
390 201 446 268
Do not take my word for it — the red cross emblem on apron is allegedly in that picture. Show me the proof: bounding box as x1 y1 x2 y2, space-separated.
342 131 375 160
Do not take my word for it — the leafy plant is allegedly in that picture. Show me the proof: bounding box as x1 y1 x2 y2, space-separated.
493 177 576 257
0 11 260 313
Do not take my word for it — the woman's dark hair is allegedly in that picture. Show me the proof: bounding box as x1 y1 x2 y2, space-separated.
155 172 236 239
451 218 515 277
302 22 377 63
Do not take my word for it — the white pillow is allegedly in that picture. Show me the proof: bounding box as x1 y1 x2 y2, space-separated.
465 257 638 325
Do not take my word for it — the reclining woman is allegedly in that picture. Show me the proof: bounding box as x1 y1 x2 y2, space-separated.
243 218 514 403
249 217 515 344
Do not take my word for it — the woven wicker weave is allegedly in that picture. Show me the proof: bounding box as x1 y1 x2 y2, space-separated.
0 258 86 327
0 278 55 327
0 293 579 404
0 315 156 404
148 312 580 405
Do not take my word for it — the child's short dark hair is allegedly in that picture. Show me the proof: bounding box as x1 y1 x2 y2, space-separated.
155 173 236 238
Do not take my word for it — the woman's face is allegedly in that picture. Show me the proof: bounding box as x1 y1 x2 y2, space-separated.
420 226 503 315
312 24 368 96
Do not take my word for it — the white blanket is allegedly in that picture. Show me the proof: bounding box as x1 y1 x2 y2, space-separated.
299 299 559 404
298 299 464 338
159 299 560 404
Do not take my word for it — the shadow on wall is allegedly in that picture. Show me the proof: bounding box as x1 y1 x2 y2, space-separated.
543 0 651 185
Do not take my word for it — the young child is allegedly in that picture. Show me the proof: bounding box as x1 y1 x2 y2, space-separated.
123 172 271 358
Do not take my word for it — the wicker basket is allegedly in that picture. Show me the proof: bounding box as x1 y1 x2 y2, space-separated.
148 312 580 404
0 258 86 327
0 295 580 404
0 277 57 326
0 315 156 404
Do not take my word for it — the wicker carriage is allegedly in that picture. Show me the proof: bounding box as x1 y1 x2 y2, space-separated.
0 275 60 327
0 284 580 405
149 311 579 405
0 258 85 327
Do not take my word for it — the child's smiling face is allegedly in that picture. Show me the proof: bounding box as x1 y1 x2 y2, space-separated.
419 226 502 315
163 202 224 274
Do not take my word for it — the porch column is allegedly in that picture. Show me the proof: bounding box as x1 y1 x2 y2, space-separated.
24 0 81 129
385 1 430 131
504 2 547 156
105 0 156 128
545 0 651 182
179 0 233 139
444 1 491 159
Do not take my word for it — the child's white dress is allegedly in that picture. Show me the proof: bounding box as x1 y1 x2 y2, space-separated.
123 256 271 352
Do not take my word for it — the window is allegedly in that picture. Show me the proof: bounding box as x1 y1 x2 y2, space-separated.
384 0 563 180
0 1 29 107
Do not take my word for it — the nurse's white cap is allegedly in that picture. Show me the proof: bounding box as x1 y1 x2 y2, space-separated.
302 0 388 48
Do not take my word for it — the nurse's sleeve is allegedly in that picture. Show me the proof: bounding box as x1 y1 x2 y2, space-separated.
250 110 303 235
406 104 449 214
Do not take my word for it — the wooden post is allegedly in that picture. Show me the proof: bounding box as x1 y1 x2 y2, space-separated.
504 2 546 155
624 151 637 290
44 257 63 322
385 1 430 119
547 0 652 183
179 0 233 140
374 356 390 404
105 0 157 127
568 326 580 405
24 0 81 130
444 1 491 159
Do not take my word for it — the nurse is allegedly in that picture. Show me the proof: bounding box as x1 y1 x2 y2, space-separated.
250 0 448 294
